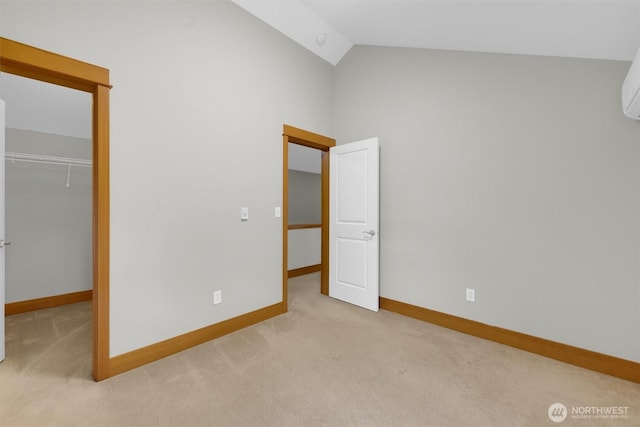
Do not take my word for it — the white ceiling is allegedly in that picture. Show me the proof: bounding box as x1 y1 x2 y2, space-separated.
2 1 638 153
234 0 640 65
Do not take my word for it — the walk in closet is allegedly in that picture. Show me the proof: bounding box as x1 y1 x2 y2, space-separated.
1 73 92 309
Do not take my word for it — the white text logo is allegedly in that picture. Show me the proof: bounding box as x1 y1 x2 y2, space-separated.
548 403 568 423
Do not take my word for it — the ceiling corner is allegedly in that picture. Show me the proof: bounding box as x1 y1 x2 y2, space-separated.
231 0 353 66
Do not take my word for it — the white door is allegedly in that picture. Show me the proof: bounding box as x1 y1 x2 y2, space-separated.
0 99 5 362
329 137 379 311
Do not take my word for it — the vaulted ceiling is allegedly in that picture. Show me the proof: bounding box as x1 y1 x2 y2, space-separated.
233 0 640 65
2 1 639 148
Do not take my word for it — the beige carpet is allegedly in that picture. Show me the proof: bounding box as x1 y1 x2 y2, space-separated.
1 272 639 426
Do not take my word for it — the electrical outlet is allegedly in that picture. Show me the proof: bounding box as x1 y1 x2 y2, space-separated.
466 288 475 302
213 290 222 305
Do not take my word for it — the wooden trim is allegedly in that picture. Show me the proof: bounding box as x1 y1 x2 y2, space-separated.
288 264 322 278
320 151 330 296
282 134 290 312
288 224 321 230
380 297 640 383
0 38 110 91
5 290 92 316
282 125 335 305
1 37 111 381
93 84 111 381
283 124 335 150
110 302 283 377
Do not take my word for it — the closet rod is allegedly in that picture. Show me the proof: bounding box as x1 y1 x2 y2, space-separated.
4 151 92 168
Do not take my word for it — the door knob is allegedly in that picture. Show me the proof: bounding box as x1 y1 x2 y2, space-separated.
0 240 11 248
363 230 376 239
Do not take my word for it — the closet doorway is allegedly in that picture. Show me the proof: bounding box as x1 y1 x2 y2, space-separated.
2 73 92 306
1 72 93 373
282 125 335 311
0 37 111 381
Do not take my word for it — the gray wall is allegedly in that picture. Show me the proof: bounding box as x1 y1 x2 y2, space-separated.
287 169 321 270
288 228 321 270
4 2 638 364
4 128 92 303
335 46 640 362
0 1 334 357
288 169 321 224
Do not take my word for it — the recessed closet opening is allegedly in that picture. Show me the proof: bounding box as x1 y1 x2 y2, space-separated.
1 37 111 381
287 143 322 280
282 125 335 312
1 72 93 375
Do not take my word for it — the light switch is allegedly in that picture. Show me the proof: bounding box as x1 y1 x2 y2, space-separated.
241 207 249 221
275 207 281 218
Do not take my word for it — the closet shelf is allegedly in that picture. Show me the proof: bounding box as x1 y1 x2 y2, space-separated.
5 151 92 168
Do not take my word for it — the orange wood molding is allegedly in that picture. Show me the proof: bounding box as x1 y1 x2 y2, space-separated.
320 151 330 296
109 303 284 377
288 224 322 230
288 264 322 278
0 37 110 91
283 124 336 150
282 133 290 312
380 297 640 383
5 290 93 316
92 83 111 382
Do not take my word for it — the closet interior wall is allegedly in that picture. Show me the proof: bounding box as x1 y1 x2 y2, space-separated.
5 128 92 303
287 143 322 272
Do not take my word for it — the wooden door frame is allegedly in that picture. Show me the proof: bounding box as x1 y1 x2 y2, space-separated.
0 37 111 381
282 125 335 311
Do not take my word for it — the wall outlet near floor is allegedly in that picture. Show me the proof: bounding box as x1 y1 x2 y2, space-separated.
466 288 475 302
213 290 222 305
